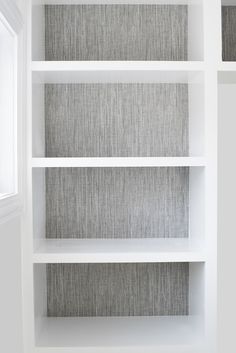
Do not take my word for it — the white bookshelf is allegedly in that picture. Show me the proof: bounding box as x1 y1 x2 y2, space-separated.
23 0 218 352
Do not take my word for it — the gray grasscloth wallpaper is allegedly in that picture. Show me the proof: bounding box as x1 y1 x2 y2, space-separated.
45 5 188 61
46 167 189 239
222 6 236 61
45 84 189 157
47 263 189 317
44 6 190 318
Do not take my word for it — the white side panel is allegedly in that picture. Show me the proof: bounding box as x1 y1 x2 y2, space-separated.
189 167 205 244
32 83 45 157
218 84 236 353
32 5 45 61
34 263 47 342
188 0 204 61
33 168 46 241
188 80 205 156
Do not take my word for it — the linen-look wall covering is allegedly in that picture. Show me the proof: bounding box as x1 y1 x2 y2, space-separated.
45 5 188 61
45 84 189 157
222 7 236 61
46 167 189 239
47 263 189 316
45 5 190 319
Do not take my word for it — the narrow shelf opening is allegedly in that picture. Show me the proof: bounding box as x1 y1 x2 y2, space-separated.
32 166 204 242
31 1 204 61
34 262 205 347
32 71 205 158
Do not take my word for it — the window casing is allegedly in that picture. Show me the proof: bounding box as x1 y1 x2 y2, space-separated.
0 12 17 199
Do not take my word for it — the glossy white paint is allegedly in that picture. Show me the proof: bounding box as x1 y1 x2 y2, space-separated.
22 0 219 352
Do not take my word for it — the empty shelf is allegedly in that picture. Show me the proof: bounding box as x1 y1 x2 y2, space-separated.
35 316 205 352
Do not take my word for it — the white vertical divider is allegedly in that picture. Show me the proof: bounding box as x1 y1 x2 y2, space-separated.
203 0 220 352
31 4 45 60
188 0 204 61
21 0 36 352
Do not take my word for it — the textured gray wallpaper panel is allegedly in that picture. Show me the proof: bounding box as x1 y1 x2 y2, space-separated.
46 167 189 239
45 5 188 61
47 263 189 317
45 84 189 157
222 7 236 61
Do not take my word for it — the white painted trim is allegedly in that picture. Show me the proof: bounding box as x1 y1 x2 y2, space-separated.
0 0 24 223
0 195 22 224
0 0 23 34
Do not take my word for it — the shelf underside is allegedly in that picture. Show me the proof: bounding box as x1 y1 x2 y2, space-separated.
36 316 204 349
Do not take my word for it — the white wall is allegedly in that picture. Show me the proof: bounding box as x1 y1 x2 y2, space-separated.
0 216 24 353
218 84 236 353
0 1 25 353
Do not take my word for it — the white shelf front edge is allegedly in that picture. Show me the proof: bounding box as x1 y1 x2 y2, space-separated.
31 61 205 72
31 157 206 168
33 238 205 264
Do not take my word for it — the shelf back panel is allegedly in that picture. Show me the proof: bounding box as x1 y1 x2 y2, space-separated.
45 83 189 157
222 6 236 61
45 167 189 239
45 5 187 61
46 262 189 317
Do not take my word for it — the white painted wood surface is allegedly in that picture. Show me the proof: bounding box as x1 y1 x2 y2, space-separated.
31 157 206 168
33 238 205 263
23 0 220 352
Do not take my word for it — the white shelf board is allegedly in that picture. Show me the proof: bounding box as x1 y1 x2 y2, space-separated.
33 238 205 263
31 157 206 168
218 62 236 71
31 61 205 72
31 61 205 84
218 63 236 83
35 316 205 353
32 0 198 5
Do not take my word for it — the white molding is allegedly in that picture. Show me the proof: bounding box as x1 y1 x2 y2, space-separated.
0 195 22 224
0 0 24 225
0 0 23 34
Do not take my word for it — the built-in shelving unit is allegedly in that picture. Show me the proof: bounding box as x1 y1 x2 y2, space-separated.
24 0 218 352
